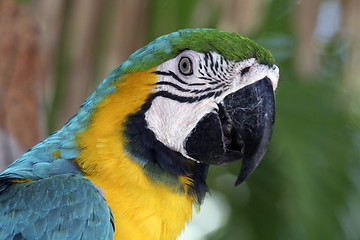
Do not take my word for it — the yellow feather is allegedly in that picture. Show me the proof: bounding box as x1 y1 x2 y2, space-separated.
75 68 194 240
52 150 61 159
12 179 33 183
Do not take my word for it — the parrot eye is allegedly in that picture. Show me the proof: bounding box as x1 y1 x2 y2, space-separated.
178 57 193 75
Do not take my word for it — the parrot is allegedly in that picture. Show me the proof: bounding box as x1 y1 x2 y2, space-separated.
0 28 279 240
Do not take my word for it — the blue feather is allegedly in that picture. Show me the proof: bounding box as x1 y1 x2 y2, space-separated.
0 174 114 240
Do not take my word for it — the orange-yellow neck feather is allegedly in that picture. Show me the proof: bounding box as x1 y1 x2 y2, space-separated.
75 68 194 240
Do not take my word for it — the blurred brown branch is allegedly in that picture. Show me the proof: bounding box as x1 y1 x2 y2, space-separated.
38 0 148 130
342 0 360 116
295 0 321 77
217 0 262 35
59 0 104 126
0 0 45 170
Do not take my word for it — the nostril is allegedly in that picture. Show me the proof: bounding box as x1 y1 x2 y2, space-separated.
272 65 279 74
241 66 250 76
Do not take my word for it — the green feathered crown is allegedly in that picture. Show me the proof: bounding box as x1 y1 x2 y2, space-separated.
121 28 275 73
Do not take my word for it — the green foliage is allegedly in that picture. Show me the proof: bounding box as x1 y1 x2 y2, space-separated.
147 0 201 41
46 3 74 134
204 0 359 239
146 0 222 41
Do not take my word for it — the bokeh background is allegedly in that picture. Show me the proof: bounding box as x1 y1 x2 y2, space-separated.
0 0 359 239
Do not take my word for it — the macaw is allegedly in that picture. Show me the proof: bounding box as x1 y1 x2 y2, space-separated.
0 28 279 240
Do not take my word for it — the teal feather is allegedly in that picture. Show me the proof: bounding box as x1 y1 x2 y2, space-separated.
0 174 113 240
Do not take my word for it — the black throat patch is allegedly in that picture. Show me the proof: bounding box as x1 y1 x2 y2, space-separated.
123 95 209 203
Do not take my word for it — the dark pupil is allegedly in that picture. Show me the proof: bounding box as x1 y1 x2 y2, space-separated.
179 57 192 75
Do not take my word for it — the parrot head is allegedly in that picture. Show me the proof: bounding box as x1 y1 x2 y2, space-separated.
76 28 279 205
115 29 279 198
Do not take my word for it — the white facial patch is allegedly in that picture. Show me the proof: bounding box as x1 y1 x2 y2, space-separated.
145 96 218 157
144 50 279 156
227 58 279 92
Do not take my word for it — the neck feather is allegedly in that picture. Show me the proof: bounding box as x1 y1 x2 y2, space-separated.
74 68 207 239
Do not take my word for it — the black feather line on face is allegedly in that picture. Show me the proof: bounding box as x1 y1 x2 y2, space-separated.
204 53 209 67
152 91 223 103
155 71 206 87
153 71 188 85
123 94 209 203
156 81 192 93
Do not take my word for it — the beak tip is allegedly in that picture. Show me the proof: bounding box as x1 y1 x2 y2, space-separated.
234 177 243 186
234 161 256 186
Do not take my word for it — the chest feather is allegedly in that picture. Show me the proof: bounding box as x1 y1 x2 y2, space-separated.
75 69 194 239
88 158 193 240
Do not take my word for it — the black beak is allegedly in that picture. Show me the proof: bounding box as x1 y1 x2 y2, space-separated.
221 77 275 185
185 77 275 186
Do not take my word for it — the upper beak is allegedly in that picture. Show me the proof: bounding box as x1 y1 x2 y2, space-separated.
185 77 275 186
221 77 275 185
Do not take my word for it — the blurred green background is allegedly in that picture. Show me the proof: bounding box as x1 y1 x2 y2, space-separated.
1 0 359 239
